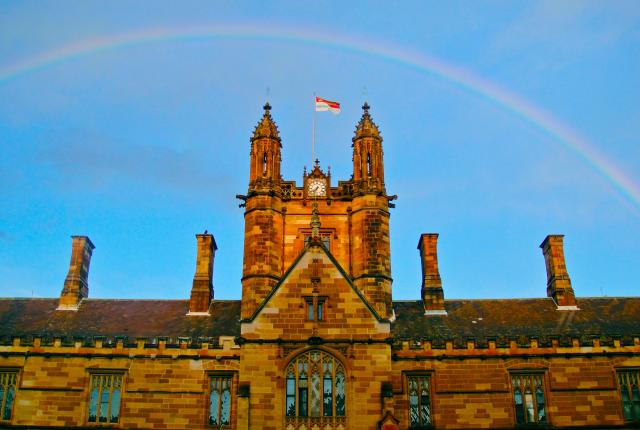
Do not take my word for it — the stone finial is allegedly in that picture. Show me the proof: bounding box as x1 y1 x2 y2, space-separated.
251 102 281 142
188 232 218 315
58 236 95 310
418 233 446 315
540 235 578 310
310 202 321 240
353 101 381 141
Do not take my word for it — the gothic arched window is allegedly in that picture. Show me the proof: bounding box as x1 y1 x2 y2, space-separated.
285 350 346 421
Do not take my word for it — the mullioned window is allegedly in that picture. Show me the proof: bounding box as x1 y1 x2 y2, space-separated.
0 371 17 422
511 372 546 425
285 350 345 429
87 372 123 424
617 370 640 421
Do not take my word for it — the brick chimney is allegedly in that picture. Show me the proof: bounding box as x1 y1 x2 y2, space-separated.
58 236 95 310
188 232 217 315
540 235 578 310
418 233 447 315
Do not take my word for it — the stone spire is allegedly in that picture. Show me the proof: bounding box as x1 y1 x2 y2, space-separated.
353 102 381 140
241 102 285 320
252 102 281 142
248 102 282 192
349 102 393 319
351 102 386 191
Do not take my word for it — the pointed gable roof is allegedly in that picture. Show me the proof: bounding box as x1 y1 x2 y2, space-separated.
242 240 387 323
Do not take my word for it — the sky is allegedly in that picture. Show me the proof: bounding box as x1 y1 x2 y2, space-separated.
1 1 639 303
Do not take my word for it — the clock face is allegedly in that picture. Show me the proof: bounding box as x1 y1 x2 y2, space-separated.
307 178 327 197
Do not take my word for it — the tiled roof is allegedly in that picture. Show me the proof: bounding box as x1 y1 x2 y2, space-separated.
392 297 640 344
0 298 240 342
1 297 638 344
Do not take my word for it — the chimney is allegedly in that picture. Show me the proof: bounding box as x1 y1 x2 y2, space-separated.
540 235 578 310
58 236 95 310
188 232 217 315
418 233 447 315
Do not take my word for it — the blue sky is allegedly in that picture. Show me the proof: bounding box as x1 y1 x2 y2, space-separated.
1 1 639 302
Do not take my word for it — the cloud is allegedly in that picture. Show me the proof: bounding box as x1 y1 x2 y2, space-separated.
490 0 640 68
36 129 233 195
0 230 12 243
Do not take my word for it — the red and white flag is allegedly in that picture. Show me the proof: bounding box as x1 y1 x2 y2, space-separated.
315 96 341 114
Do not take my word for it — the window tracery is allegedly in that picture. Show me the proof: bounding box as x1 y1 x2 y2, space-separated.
285 350 346 429
0 371 17 422
87 373 123 424
617 370 640 421
511 373 546 425
209 375 232 427
407 375 431 427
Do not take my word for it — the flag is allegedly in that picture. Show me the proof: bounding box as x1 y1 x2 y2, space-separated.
315 96 341 114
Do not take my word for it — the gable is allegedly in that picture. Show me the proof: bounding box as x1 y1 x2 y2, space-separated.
241 244 390 340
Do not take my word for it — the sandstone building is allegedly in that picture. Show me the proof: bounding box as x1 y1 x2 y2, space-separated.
1 103 639 429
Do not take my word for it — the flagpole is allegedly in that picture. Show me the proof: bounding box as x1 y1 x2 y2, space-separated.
312 92 316 164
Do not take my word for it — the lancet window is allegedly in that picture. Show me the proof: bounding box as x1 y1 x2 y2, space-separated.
209 375 232 427
407 375 431 427
617 370 640 421
87 373 123 424
511 373 546 424
0 371 17 421
285 350 345 427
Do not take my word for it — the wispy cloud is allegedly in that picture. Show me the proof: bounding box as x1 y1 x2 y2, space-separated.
490 0 640 70
0 230 12 243
36 130 233 195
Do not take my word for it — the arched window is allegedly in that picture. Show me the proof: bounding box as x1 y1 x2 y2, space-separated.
366 153 371 177
511 373 546 424
285 350 346 426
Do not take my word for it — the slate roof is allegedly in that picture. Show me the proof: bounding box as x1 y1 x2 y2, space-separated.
393 297 640 345
1 297 639 344
0 298 240 342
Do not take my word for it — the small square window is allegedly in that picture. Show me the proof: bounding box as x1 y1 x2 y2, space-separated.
511 372 546 425
209 376 232 427
0 371 18 421
617 369 640 421
87 373 123 424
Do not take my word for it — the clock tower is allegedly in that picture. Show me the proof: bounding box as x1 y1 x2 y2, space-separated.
239 102 394 320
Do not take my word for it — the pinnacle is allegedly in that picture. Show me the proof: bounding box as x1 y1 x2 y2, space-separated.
252 102 280 141
354 101 380 140
310 201 321 239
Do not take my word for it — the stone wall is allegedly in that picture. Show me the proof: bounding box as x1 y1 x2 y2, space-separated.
0 341 240 429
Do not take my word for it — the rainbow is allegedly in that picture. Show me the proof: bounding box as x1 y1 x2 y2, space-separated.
2 24 639 214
